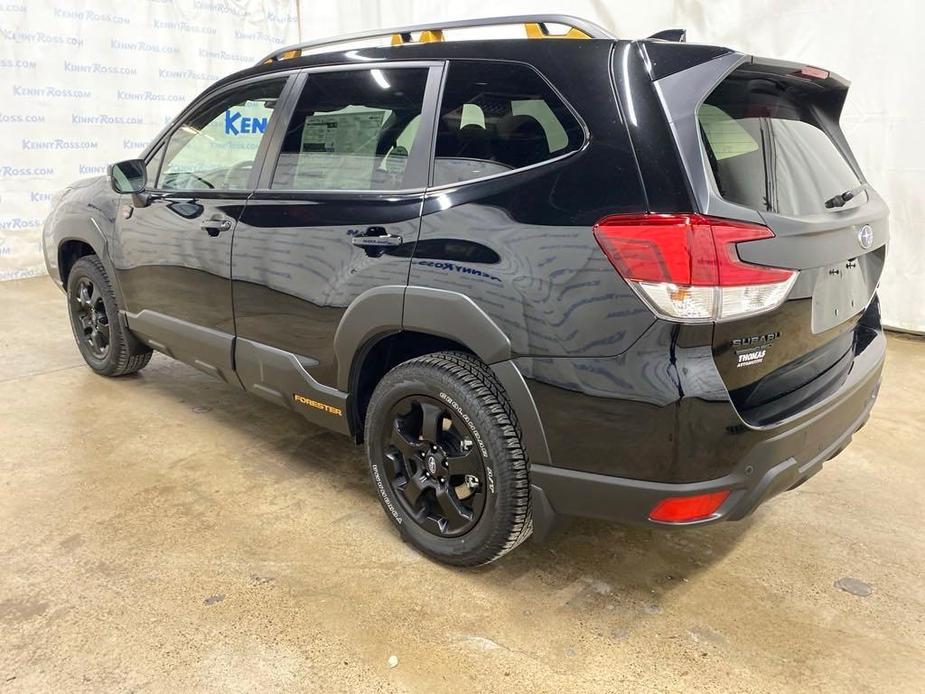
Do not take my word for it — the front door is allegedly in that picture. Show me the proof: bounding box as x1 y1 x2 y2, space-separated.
231 64 441 424
111 76 289 383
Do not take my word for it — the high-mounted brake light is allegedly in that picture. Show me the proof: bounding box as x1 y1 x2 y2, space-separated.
798 65 829 80
593 214 797 321
649 491 730 523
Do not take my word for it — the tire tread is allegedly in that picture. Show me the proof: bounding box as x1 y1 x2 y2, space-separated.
69 255 152 377
367 350 532 566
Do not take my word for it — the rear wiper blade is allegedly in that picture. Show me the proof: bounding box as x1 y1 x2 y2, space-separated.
824 183 870 209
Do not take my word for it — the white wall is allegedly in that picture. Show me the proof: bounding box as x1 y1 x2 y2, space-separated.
298 0 925 333
0 0 299 279
2 0 922 331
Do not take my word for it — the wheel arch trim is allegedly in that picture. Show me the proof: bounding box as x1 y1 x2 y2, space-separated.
334 285 513 392
335 285 551 467
53 214 127 307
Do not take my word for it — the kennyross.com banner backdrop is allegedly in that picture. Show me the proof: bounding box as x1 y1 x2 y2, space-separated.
0 0 299 280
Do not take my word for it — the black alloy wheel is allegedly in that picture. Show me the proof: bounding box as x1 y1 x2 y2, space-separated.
70 276 111 359
382 395 487 537
365 351 532 566
65 255 152 377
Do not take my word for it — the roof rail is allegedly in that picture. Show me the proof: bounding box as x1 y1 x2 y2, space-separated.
258 14 616 65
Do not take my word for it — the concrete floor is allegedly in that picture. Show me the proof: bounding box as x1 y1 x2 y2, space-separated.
0 276 923 693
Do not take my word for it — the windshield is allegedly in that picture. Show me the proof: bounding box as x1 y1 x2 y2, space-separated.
699 76 861 216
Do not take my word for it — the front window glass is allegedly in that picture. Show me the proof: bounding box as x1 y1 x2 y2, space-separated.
158 79 286 191
144 145 164 188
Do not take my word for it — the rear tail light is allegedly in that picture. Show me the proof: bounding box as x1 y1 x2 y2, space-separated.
649 490 730 523
593 214 797 321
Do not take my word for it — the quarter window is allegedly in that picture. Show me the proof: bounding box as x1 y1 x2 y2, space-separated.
157 79 286 191
271 68 430 191
433 61 584 185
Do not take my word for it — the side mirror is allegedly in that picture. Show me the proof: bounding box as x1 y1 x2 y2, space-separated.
108 159 147 194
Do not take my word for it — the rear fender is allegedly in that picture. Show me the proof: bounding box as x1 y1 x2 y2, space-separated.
334 285 552 468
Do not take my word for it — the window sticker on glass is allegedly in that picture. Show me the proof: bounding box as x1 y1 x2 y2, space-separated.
293 109 388 189
302 111 385 153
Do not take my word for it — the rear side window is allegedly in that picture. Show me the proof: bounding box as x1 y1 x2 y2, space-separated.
271 68 429 191
699 75 861 216
433 61 583 185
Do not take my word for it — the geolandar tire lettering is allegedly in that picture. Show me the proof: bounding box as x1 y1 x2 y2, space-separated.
364 351 531 566
371 461 402 524
438 390 494 493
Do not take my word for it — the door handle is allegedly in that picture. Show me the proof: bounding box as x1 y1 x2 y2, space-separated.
351 226 402 248
201 218 232 237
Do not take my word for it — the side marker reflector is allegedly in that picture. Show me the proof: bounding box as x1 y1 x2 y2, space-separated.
649 491 730 523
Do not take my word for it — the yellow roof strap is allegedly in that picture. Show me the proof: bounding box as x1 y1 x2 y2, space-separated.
524 22 590 39
391 29 445 45
258 16 613 64
264 48 301 64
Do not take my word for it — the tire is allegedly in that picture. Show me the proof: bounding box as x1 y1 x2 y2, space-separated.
364 351 532 566
66 255 152 377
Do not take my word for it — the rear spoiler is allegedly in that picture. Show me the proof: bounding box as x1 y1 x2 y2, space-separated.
648 29 686 42
640 41 848 91
737 55 849 89
731 56 850 121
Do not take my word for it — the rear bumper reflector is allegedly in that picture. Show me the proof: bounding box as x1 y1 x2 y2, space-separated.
648 490 730 523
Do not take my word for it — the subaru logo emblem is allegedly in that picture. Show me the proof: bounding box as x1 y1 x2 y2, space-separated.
426 456 437 475
858 224 874 250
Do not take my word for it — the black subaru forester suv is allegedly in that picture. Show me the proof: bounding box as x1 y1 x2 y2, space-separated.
43 16 887 566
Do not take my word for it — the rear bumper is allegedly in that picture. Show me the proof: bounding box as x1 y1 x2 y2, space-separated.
529 326 885 536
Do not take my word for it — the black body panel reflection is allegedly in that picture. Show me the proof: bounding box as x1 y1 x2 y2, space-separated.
232 192 423 385
111 192 244 334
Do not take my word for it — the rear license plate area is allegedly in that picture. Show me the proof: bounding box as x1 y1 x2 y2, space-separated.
811 260 869 333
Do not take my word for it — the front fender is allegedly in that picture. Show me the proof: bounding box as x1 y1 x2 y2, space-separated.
43 177 123 301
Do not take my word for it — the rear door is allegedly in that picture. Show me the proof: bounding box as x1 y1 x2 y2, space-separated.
231 63 442 402
655 54 888 423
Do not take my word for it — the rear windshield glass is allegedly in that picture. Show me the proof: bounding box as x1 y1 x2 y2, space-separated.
699 76 861 216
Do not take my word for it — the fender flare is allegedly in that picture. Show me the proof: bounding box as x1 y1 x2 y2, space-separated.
333 284 406 391
54 213 127 307
54 213 143 352
334 285 552 468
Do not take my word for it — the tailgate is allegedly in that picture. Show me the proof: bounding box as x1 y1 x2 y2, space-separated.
653 51 889 424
